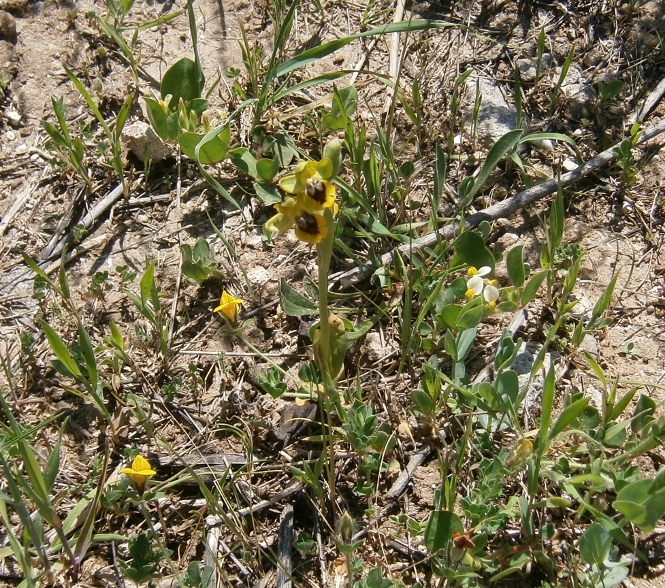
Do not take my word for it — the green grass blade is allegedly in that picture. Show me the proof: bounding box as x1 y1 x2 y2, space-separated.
41 321 82 377
464 129 523 204
274 20 455 80
63 65 112 138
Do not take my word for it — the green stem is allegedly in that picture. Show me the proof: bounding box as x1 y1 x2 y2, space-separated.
316 208 339 517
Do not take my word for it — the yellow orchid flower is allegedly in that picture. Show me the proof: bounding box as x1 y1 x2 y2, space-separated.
265 198 329 245
214 291 244 326
278 159 336 212
120 455 156 495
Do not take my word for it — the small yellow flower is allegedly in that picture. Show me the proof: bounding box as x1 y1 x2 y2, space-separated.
279 159 336 212
214 291 244 326
120 455 156 494
265 198 329 245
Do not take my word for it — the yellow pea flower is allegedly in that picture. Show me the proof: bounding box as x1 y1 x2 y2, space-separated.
214 291 244 326
120 455 156 495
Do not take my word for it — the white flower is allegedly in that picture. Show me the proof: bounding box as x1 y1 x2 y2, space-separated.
465 266 500 308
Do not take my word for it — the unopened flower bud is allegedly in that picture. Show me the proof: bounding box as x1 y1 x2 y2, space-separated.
337 511 355 544
323 138 342 179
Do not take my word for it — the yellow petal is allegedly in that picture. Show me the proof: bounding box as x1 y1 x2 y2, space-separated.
132 455 154 473
264 212 295 234
316 158 333 180
278 174 300 194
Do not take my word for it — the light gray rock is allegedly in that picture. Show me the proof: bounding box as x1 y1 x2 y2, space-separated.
557 65 593 118
464 73 520 147
121 120 171 162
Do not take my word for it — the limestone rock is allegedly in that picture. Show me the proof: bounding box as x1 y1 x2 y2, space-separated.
121 120 171 162
464 73 520 147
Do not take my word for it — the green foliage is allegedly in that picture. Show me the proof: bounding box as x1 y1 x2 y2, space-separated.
255 367 287 398
120 532 171 585
179 561 214 588
180 238 223 284
42 96 91 191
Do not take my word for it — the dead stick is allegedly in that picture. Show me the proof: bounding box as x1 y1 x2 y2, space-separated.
383 444 432 501
43 183 124 261
276 505 294 588
331 118 665 290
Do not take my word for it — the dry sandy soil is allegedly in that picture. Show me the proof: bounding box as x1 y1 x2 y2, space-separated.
1 0 665 586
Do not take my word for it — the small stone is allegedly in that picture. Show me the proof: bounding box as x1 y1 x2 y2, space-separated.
562 158 578 171
582 49 603 68
647 305 655 315
532 138 553 153
464 72 520 147
246 266 270 286
360 331 387 364
0 0 29 14
121 120 171 162
5 129 15 140
136 213 149 223
579 334 598 355
573 128 583 137
5 108 20 127
245 233 263 249
333 54 344 65
0 9 16 43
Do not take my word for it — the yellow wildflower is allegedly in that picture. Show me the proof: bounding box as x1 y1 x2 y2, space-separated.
214 291 244 326
120 455 156 495
265 197 329 245
278 159 336 212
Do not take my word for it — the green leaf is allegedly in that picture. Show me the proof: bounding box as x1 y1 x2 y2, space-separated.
438 304 462 330
452 231 495 272
455 297 484 330
161 57 204 107
193 238 212 262
254 182 282 205
424 510 463 553
632 394 656 435
589 273 618 325
462 129 524 205
41 321 81 377
550 186 564 250
538 364 555 453
495 369 519 407
279 280 318 316
456 328 477 361
78 319 98 391
443 330 457 361
521 270 547 305
229 147 259 179
140 261 156 308
579 523 611 567
256 157 279 181
181 261 210 283
272 20 454 81
614 479 665 532
547 398 589 442
188 125 230 164
506 245 525 287
144 97 168 140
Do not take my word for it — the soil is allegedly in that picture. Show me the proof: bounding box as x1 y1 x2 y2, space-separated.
1 0 665 586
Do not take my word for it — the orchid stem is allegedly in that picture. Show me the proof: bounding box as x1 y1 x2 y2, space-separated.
316 208 339 518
